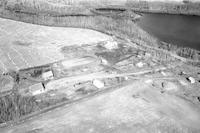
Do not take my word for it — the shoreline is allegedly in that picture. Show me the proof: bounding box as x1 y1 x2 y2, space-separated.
134 10 200 63
126 1 200 17
133 9 200 17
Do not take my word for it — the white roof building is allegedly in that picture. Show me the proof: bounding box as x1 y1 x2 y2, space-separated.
136 62 145 68
104 40 118 50
187 77 195 84
29 83 45 96
42 70 54 81
92 79 105 89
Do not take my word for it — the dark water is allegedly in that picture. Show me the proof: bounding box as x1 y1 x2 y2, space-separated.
137 13 200 50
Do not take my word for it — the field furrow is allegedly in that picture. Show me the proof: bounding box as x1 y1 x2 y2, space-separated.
17 47 46 67
37 46 64 62
10 46 31 68
0 46 18 71
6 53 20 70
8 47 29 69
0 60 7 74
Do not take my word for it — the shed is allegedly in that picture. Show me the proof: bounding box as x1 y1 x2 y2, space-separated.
136 62 145 68
42 70 54 80
29 83 45 95
104 40 118 50
92 79 104 89
187 77 195 84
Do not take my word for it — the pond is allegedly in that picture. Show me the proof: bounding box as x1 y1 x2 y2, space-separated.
137 13 200 50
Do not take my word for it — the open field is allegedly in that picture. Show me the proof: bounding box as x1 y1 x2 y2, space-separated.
0 17 112 74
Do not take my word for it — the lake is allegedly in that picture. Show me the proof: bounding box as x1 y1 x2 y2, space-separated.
137 13 200 51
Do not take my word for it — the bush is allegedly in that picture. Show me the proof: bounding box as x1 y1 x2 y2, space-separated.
0 94 38 123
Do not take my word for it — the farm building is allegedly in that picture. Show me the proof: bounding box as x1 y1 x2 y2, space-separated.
42 70 54 81
187 77 195 84
29 83 45 96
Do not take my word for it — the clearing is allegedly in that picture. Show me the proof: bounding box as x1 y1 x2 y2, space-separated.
0 17 112 74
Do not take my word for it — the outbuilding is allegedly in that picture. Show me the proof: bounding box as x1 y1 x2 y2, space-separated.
136 62 145 68
29 83 45 95
92 79 105 89
42 70 54 81
186 77 195 84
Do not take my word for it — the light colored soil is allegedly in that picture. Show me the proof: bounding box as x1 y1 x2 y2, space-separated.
1 80 200 133
0 17 112 73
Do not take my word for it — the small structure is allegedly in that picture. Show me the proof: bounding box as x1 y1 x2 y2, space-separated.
187 77 195 84
29 83 45 96
92 79 105 89
136 62 145 68
104 40 118 50
100 57 109 65
42 70 54 81
160 71 167 76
